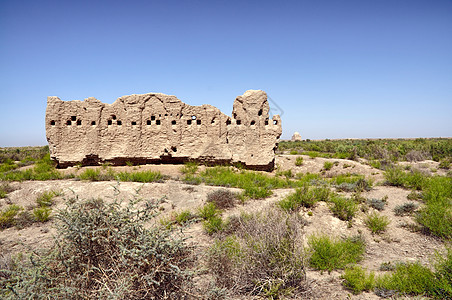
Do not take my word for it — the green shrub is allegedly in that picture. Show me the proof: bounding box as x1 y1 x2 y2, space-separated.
289 150 298 155
394 202 418 216
33 207 52 222
116 170 163 183
376 262 435 295
341 265 375 294
308 234 365 272
323 161 334 171
328 196 357 221
295 156 304 166
416 176 452 239
384 167 406 187
196 167 294 199
365 212 390 234
278 185 330 212
438 158 451 169
78 168 101 181
331 174 372 192
208 209 307 298
0 204 23 229
0 182 15 198
0 197 193 299
180 161 199 175
36 190 58 207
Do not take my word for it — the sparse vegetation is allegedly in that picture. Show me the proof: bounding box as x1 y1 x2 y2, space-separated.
206 189 237 209
367 197 387 211
308 234 365 272
328 195 358 221
0 197 193 299
394 202 418 216
0 204 23 229
208 209 307 298
323 161 334 171
341 265 375 294
365 212 390 234
198 202 224 234
295 156 304 166
278 184 330 212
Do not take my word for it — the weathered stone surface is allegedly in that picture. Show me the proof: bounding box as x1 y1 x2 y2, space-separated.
291 132 302 141
46 90 282 170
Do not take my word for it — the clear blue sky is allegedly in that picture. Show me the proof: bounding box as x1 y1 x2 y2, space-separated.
1 0 451 146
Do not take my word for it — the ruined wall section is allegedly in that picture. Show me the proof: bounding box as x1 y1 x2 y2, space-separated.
45 90 282 170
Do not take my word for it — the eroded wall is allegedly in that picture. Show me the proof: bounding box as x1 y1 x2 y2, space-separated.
45 90 282 170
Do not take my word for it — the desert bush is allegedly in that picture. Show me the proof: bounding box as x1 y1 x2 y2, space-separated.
116 170 163 183
308 234 365 272
323 161 334 171
331 174 372 192
416 176 452 239
0 197 193 299
196 167 295 199
341 265 375 294
0 154 62 181
180 161 199 175
208 209 307 298
328 195 357 221
0 182 15 198
278 185 330 212
198 202 224 234
365 212 390 234
376 262 436 296
406 150 432 162
77 168 101 181
36 190 59 207
394 202 418 216
367 198 386 211
14 211 35 229
0 204 23 229
33 207 52 222
207 189 237 209
289 150 298 155
438 158 451 169
295 156 304 166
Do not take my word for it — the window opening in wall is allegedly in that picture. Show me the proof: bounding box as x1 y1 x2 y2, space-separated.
171 146 177 152
197 120 201 125
250 120 255 125
156 120 161 125
151 115 155 120
265 119 269 125
132 121 137 125
273 120 278 125
233 113 237 119
226 119 231 125
164 113 168 117
191 115 196 120
236 120 241 125
117 120 122 125
77 120 82 126
147 120 151 125
159 114 161 117
171 120 176 125
108 120 112 125
67 120 72 125
211 118 215 124
113 115 117 120
187 120 192 125
91 121 96 125
71 116 76 121
50 120 56 126
258 109 263 116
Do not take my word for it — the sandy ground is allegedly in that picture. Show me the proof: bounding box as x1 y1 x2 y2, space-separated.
0 155 449 299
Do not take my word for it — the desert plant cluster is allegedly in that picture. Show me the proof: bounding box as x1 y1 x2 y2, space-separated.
0 139 451 299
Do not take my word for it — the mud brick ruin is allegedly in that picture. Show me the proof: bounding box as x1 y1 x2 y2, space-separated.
45 90 282 171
